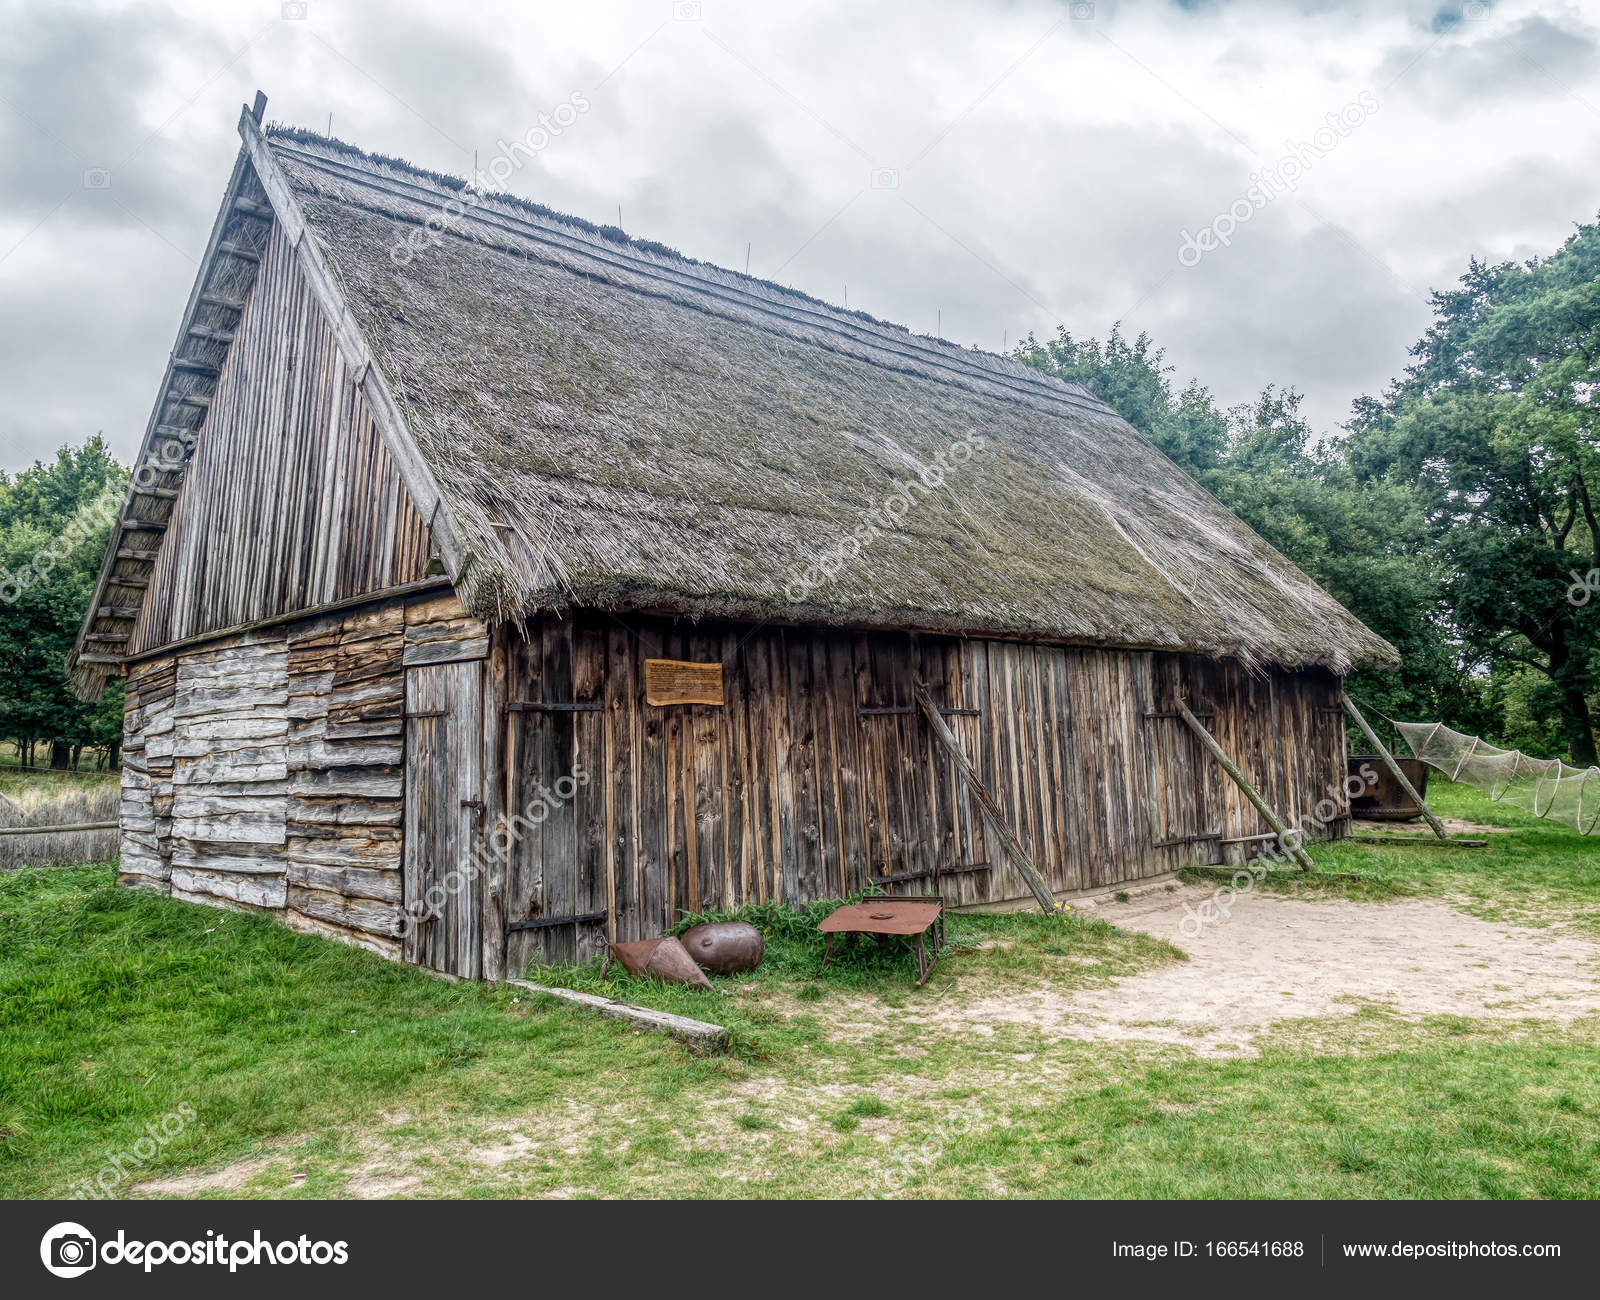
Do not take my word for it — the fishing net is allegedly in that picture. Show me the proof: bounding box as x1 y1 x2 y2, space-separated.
1396 720 1600 835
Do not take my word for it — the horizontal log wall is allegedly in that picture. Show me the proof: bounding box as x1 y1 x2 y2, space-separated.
501 614 1346 967
120 659 177 889
118 591 486 959
129 218 431 656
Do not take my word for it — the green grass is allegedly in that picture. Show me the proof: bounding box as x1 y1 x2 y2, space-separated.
0 748 120 806
2 788 1598 1200
1197 779 1600 936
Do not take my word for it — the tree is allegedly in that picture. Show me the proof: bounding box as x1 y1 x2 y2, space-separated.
1346 221 1600 763
1013 326 1229 480
0 437 128 768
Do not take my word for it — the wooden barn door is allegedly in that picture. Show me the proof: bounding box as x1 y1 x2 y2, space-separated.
403 661 485 977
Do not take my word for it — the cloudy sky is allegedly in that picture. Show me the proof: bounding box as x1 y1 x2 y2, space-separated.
2 0 1598 473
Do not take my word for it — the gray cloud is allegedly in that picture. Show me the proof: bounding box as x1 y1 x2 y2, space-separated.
1381 10 1599 108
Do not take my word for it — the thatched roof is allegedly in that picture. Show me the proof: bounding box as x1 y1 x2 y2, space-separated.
77 108 1398 687
266 130 1395 672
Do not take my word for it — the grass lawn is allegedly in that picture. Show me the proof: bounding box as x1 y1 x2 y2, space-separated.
1250 779 1600 936
1 779 1597 1199
0 747 120 806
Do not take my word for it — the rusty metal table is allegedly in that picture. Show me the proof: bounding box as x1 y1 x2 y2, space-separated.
817 897 945 986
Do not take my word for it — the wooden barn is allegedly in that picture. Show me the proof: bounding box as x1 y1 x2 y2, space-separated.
70 97 1395 980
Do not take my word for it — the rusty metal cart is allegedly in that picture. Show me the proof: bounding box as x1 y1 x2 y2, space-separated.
817 896 946 987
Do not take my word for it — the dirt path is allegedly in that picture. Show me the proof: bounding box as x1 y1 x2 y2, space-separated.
922 885 1600 1056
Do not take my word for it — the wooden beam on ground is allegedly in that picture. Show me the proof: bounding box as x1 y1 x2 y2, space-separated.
1184 864 1368 883
913 680 1056 911
1341 692 1452 841
1351 834 1487 849
1176 698 1318 873
0 821 118 836
506 979 728 1050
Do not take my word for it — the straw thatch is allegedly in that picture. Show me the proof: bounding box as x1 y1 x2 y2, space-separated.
263 130 1393 673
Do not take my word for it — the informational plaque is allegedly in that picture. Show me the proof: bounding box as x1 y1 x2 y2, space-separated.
645 658 725 706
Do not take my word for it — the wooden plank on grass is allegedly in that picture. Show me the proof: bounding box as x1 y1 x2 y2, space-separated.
506 978 728 1050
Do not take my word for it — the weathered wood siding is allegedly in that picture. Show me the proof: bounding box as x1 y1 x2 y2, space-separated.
129 218 430 655
119 658 177 890
500 614 1347 967
121 599 1344 979
117 591 485 960
168 632 290 911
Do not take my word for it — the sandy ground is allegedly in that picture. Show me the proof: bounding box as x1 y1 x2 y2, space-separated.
921 885 1600 1056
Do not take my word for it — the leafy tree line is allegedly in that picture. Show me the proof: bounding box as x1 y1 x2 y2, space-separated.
1016 217 1600 764
0 436 126 769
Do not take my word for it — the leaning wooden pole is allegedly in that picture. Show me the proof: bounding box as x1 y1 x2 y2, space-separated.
1175 698 1317 873
912 682 1056 912
1340 692 1451 841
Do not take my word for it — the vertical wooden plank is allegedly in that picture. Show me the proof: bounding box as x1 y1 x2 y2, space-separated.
770 629 799 904
479 625 509 981
786 630 821 903
540 619 577 963
504 627 543 973
454 658 484 979
828 632 866 897
745 631 776 905
572 617 608 962
635 621 669 934
606 621 638 941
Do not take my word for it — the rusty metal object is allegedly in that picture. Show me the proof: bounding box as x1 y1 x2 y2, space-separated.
606 936 714 990
817 896 945 987
680 921 764 975
1350 754 1430 821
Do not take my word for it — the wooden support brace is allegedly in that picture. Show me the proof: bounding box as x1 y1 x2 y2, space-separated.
505 979 728 1050
859 705 981 717
913 681 1056 911
1340 692 1452 841
0 821 118 837
1176 698 1318 873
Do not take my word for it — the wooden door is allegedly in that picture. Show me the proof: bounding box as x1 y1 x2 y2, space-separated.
403 661 485 976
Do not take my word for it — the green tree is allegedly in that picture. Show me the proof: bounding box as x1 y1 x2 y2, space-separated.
1346 221 1600 763
0 437 128 768
1013 326 1229 479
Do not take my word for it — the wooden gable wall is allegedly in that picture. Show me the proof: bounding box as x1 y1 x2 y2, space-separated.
129 219 431 656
